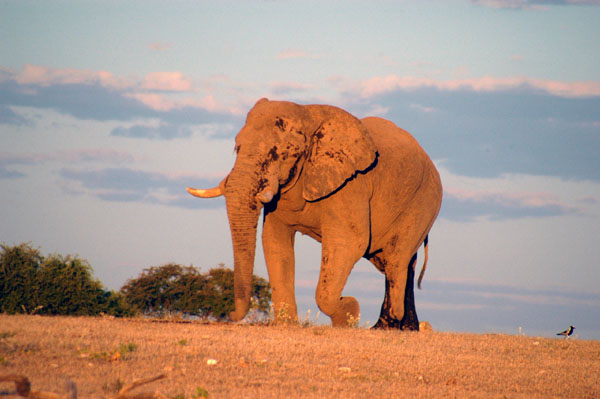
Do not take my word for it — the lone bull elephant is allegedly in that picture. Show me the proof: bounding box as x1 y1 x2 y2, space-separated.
187 98 442 329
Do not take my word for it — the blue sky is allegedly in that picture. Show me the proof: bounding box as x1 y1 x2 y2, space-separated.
1 0 599 339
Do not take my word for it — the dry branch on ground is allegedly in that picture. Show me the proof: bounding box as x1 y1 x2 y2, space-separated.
0 374 166 399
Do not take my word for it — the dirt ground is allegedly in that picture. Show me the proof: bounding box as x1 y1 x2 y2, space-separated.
0 315 598 398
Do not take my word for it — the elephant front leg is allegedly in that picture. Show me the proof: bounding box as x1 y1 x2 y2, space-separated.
315 235 368 327
373 253 419 331
262 217 298 324
313 192 371 327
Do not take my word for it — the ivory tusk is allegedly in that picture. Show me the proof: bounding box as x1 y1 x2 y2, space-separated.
186 186 223 198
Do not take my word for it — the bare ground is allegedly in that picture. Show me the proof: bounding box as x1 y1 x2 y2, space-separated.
0 315 599 398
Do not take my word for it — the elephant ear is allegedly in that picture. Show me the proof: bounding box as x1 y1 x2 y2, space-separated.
303 112 377 201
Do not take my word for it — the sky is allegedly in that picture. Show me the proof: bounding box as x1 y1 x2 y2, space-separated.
1 0 599 339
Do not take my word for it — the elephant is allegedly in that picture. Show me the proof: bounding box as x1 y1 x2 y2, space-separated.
187 98 442 330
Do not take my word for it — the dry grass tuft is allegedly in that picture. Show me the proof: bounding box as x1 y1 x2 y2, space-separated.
418 321 433 332
1 315 599 398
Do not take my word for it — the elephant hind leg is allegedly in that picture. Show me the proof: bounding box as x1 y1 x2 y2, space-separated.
371 252 419 330
400 253 419 330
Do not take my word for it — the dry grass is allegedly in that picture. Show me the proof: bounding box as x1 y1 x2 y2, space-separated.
1 315 599 398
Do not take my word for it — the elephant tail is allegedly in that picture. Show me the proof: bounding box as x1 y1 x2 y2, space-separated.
417 235 429 290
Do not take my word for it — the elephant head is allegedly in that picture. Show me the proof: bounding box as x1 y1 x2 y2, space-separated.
187 98 377 321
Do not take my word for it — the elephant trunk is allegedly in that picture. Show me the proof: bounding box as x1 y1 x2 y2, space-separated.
224 167 264 322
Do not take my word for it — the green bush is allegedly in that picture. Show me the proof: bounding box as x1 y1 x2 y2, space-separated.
119 263 203 316
37 254 117 316
1 242 270 321
121 264 271 320
0 243 132 316
0 243 43 314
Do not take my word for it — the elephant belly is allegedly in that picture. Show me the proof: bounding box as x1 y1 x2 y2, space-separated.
368 216 416 257
294 225 322 242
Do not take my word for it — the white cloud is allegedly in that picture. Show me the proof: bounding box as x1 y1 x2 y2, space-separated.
440 166 600 203
438 166 600 221
360 75 600 98
16 64 129 89
1 65 240 127
409 103 437 113
123 92 221 113
268 81 314 95
419 302 489 311
471 0 600 9
364 104 390 117
276 49 321 60
141 71 192 92
148 42 173 51
445 186 577 212
12 65 200 101
463 289 600 307
124 93 176 112
471 0 549 9
0 149 135 165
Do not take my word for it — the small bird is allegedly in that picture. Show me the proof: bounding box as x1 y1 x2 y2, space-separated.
557 325 575 339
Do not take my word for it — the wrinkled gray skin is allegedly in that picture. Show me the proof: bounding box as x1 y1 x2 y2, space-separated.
188 98 442 329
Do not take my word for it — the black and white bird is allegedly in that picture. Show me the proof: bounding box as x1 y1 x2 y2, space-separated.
557 325 575 339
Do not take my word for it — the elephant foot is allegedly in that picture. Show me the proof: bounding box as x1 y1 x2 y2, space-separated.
372 298 419 331
372 315 399 330
229 298 250 322
372 254 420 331
330 296 360 327
399 304 420 331
372 316 419 331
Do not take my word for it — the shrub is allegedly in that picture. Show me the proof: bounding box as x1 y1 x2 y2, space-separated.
0 243 132 316
36 254 106 315
0 243 42 313
119 263 203 316
120 264 271 320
